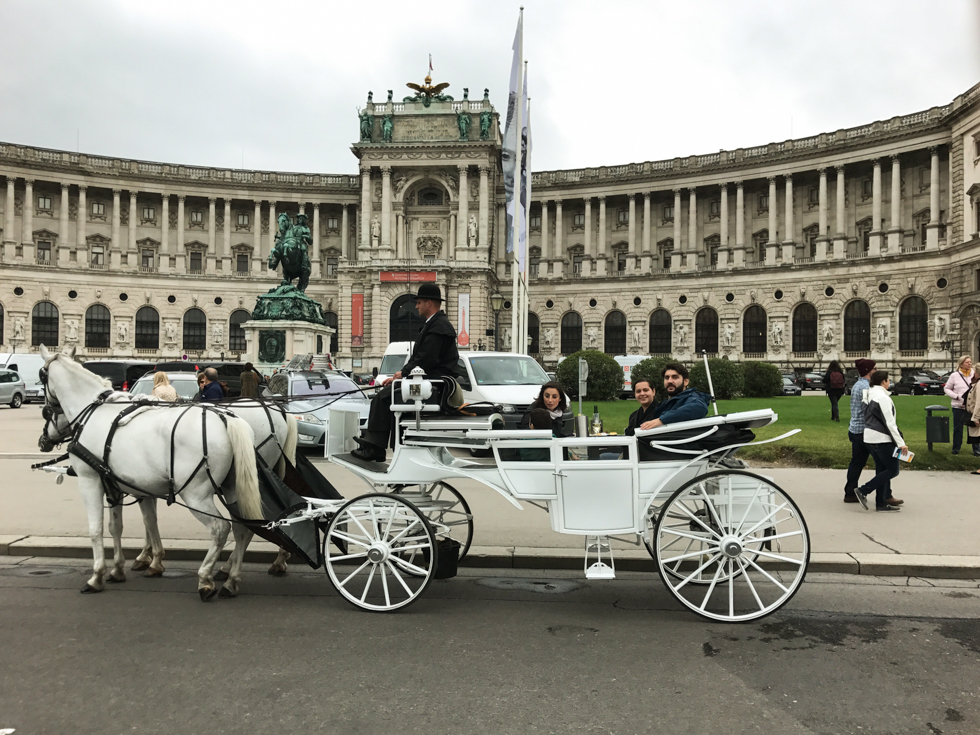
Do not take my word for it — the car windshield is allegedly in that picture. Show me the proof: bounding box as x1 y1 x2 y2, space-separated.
469 356 550 386
783 377 794 385
290 376 360 398
131 376 200 399
379 355 407 375
922 370 940 379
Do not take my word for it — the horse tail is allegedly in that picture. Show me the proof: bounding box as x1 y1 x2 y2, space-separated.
277 414 299 479
225 416 262 520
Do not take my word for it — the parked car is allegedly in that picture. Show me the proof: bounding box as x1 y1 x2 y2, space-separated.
796 372 826 391
82 359 156 391
0 368 26 408
890 372 945 396
150 360 267 397
130 372 203 401
268 371 371 450
781 377 802 396
0 353 46 403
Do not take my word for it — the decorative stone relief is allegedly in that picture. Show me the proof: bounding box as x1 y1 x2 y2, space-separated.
416 236 442 258
543 328 555 351
875 319 889 346
675 323 688 348
211 324 223 347
723 323 736 348
12 318 24 342
630 325 643 350
164 322 178 345
117 321 129 345
769 322 784 349
935 315 948 342
823 323 835 347
65 320 78 342
586 327 598 349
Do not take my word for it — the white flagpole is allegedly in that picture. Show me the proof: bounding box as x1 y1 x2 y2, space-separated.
510 8 524 354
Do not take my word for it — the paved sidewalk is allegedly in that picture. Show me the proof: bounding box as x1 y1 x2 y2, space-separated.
3 452 979 579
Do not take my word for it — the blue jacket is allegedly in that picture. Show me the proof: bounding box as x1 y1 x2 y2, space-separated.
199 381 224 402
652 388 710 425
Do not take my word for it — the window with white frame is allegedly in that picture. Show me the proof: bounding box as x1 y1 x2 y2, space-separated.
141 249 155 268
36 239 52 262
758 193 769 213
662 204 674 222
189 251 203 272
91 201 105 217
617 209 629 225
572 212 585 228
236 253 249 273
326 216 339 231
91 245 105 266
190 210 203 224
37 195 52 212
142 206 156 223
236 213 250 229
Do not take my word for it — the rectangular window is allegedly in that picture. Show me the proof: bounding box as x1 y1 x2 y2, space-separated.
862 179 873 199
758 194 769 213
326 257 339 276
237 213 250 227
530 213 541 229
190 251 203 271
91 201 105 216
530 258 540 277
708 200 720 218
190 210 203 224
663 204 674 222
91 246 104 265
36 240 51 262
572 213 585 227
572 253 583 274
808 187 819 205
617 209 629 225
141 249 154 268
37 195 52 211
142 206 155 221
236 253 249 273
617 252 627 272
326 216 339 230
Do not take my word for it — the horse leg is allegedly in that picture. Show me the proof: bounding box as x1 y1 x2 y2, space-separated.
78 476 108 593
136 497 166 577
131 500 153 571
268 547 291 576
106 504 126 583
182 490 230 602
219 524 253 598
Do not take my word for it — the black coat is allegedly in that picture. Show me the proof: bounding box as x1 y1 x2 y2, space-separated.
402 310 459 379
625 403 658 435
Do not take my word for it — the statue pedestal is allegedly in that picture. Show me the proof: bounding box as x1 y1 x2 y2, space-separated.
243 319 336 372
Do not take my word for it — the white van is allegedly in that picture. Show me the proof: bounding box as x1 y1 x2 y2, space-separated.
0 353 47 403
615 355 650 397
376 342 412 385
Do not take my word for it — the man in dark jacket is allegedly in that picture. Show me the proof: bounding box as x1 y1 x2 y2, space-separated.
642 362 709 429
198 367 225 402
351 283 458 462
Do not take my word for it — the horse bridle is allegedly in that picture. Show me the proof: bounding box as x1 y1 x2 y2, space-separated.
37 362 111 452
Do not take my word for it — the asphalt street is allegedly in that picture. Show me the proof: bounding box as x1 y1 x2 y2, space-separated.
1 555 978 735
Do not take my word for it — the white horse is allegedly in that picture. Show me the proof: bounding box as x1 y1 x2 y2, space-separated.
38 346 264 601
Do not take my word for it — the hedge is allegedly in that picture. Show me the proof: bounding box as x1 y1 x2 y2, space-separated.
742 360 783 398
556 350 623 401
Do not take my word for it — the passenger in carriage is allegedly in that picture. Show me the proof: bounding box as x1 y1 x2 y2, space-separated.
632 362 710 432
519 408 555 461
624 378 657 435
518 382 570 437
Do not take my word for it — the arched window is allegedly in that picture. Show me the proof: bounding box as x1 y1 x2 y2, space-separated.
389 294 423 342
324 311 338 354
183 308 207 352
604 310 626 355
229 309 250 353
792 303 817 353
695 308 718 354
528 312 539 354
742 305 767 354
844 300 871 352
85 304 111 349
135 306 159 350
32 301 59 346
649 309 671 354
899 296 928 351
561 312 582 354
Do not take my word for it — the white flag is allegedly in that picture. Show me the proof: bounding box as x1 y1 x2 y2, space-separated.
502 13 523 259
519 66 531 275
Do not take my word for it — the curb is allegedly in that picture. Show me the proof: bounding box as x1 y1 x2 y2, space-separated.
3 536 980 580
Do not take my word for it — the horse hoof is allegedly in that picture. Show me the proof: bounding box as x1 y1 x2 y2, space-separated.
213 570 229 582
107 574 125 584
268 568 287 577
80 584 102 594
131 560 151 571
199 587 217 602
142 568 164 578
218 586 236 598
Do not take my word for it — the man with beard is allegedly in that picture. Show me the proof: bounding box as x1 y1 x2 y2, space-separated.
641 362 710 429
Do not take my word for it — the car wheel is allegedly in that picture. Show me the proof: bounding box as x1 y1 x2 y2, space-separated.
10 394 22 409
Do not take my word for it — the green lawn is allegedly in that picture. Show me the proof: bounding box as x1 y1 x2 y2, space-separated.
579 395 975 471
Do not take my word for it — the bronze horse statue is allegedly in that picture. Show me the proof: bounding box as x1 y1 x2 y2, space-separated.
268 213 312 292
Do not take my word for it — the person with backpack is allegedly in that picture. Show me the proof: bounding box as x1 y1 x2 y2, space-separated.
944 355 978 456
825 360 846 422
853 371 906 512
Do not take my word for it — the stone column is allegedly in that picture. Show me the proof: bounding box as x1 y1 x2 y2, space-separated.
77 186 88 266
395 211 404 259
449 212 457 261
781 175 795 262
869 159 883 256
175 195 186 272
686 188 697 272
21 179 34 262
206 197 217 274
766 177 778 265
252 200 262 274
58 184 70 266
671 189 683 270
717 184 729 268
3 178 14 256
887 155 902 253
371 283 383 357
381 165 392 254
128 192 138 270
626 194 636 273
583 198 593 277
457 165 469 252
641 193 651 273
833 166 847 259
553 199 564 278
341 204 349 260
159 194 170 273
927 147 941 250
596 196 607 275
222 199 232 273
360 165 371 254
478 164 489 254
816 168 829 261
311 203 321 277
110 189 121 269
540 200 549 276
733 181 745 268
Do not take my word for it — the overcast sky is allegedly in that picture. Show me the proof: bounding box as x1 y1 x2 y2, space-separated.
1 0 977 175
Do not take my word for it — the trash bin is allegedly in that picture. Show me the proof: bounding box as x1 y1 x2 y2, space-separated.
925 405 949 450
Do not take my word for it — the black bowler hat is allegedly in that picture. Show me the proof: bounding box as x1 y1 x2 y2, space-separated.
412 283 444 302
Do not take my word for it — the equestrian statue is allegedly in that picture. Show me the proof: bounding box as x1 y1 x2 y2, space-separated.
269 212 312 292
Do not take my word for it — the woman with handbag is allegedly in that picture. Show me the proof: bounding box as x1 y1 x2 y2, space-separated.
944 355 976 456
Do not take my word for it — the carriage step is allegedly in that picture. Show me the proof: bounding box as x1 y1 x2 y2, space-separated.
584 535 616 580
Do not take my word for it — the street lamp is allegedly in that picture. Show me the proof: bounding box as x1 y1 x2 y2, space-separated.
490 292 504 351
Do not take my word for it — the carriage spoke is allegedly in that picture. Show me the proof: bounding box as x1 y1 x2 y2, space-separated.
660 547 722 565
337 560 371 589
386 561 413 595
673 502 721 538
748 548 805 565
380 563 391 608
734 483 762 536
381 500 399 539
737 557 766 612
330 530 373 549
728 560 735 619
741 502 789 538
674 552 722 591
359 564 377 603
659 528 718 544
389 555 429 577
744 556 790 592
699 560 726 611
697 483 726 532
741 529 803 545
329 551 369 563
348 511 378 542
388 518 422 545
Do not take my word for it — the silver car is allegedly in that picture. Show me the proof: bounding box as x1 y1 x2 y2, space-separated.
272 372 370 450
0 369 26 408
130 372 202 401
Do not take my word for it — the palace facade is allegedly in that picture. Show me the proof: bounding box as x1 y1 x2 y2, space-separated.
2 81 980 375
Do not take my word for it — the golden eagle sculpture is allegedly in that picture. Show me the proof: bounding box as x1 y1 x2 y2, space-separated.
404 75 453 107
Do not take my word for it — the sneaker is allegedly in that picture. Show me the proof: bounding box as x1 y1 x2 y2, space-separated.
843 495 859 503
875 504 901 512
886 498 904 506
854 490 869 510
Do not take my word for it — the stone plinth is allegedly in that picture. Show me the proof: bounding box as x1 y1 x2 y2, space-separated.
242 319 335 371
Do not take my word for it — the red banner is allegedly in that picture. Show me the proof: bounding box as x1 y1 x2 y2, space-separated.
379 271 437 282
351 293 364 347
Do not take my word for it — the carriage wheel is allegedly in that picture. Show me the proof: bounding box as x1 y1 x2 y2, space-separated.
323 494 437 612
653 469 809 622
393 482 474 562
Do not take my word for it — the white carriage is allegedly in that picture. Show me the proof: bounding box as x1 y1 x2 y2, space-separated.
271 369 810 622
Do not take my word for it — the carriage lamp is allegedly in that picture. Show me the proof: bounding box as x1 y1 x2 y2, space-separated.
400 366 432 404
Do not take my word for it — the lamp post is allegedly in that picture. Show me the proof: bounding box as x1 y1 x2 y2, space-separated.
490 292 504 351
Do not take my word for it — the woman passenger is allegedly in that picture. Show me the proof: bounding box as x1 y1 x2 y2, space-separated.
625 378 657 435
151 372 178 402
519 382 569 437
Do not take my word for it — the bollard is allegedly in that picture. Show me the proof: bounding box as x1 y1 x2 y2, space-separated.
924 404 950 451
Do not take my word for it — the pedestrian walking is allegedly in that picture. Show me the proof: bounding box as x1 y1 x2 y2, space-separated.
825 360 845 422
853 371 906 512
965 373 980 473
843 358 876 503
945 355 978 456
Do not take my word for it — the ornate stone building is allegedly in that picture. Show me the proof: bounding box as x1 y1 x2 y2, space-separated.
2 80 980 375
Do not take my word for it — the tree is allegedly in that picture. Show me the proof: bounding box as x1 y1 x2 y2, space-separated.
630 356 673 394
556 350 623 401
690 358 743 400
742 361 782 398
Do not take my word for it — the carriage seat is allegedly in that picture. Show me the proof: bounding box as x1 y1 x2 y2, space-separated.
632 409 775 462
